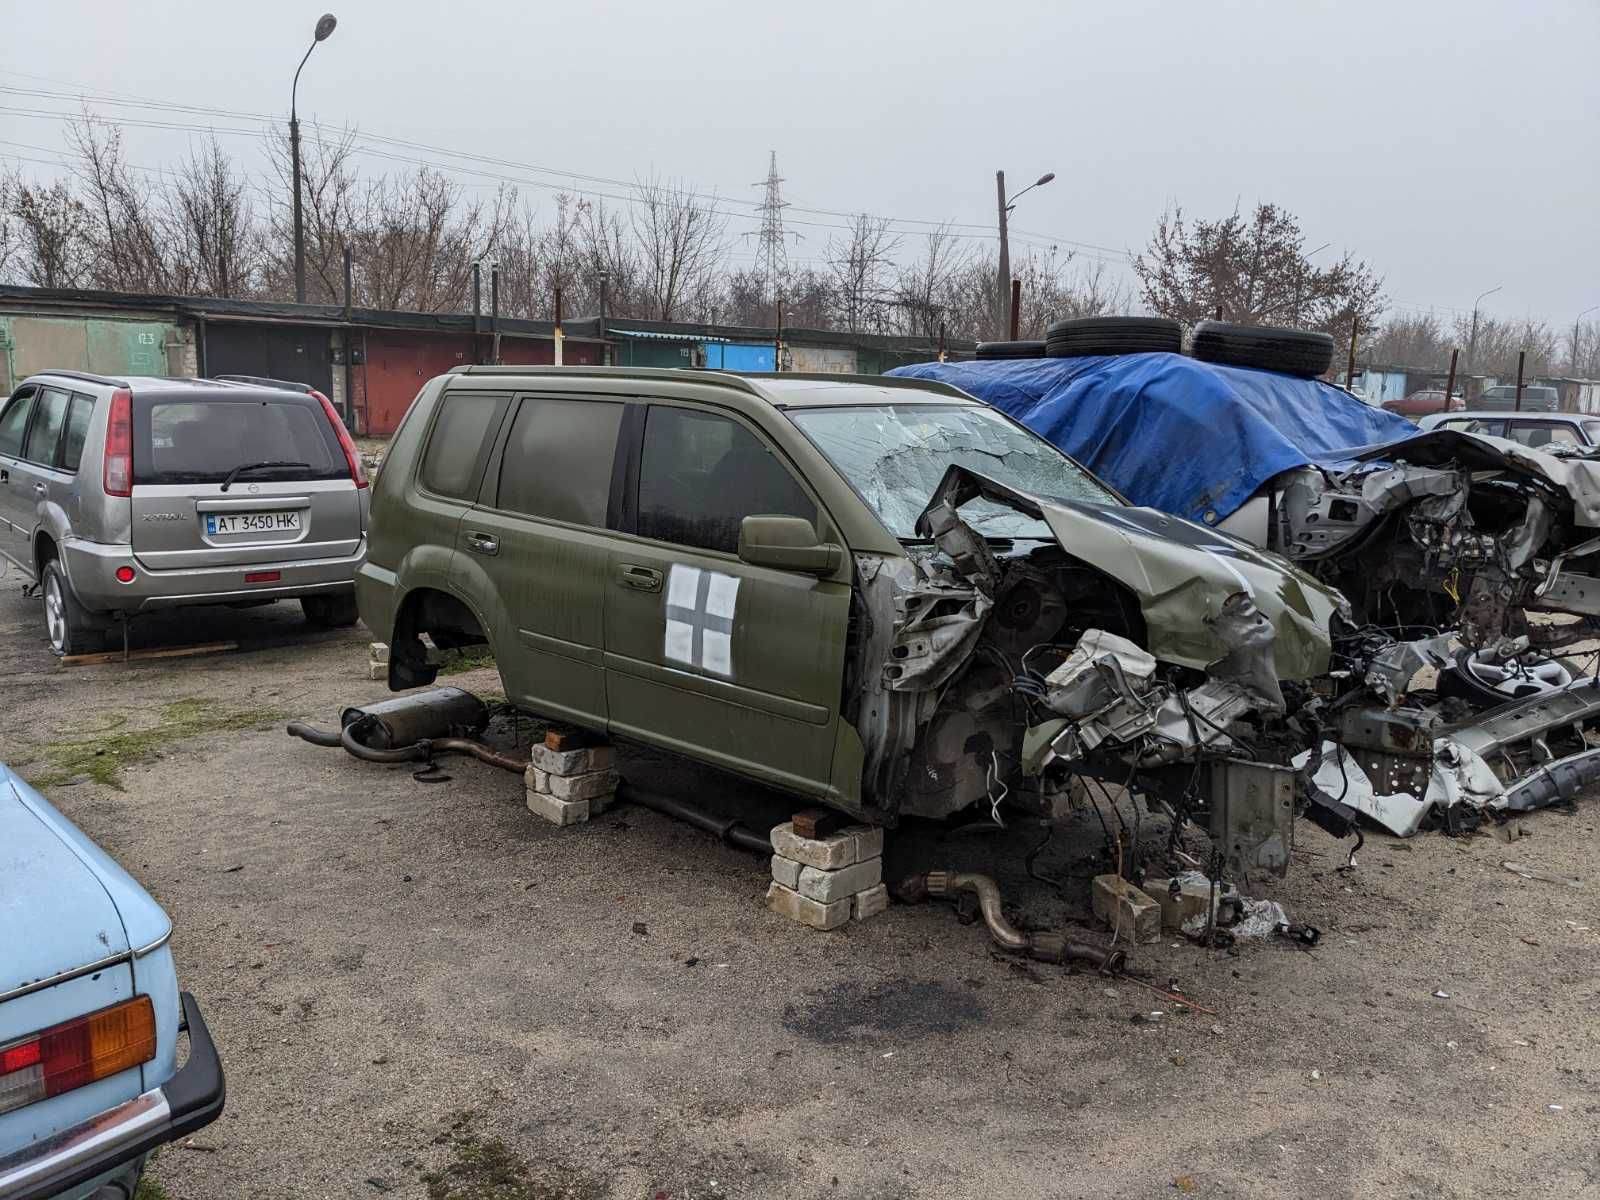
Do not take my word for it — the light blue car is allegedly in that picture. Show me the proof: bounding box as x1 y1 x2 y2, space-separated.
0 763 223 1200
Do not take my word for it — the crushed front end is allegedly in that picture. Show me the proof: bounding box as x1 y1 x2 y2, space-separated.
848 466 1347 889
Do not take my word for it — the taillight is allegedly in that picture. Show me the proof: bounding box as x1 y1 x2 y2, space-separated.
103 387 133 498
114 565 136 584
315 392 367 489
0 996 156 1115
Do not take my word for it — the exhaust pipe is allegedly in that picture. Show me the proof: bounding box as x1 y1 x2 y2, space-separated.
896 870 1126 973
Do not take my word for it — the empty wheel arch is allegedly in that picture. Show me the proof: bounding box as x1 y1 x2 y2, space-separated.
389 587 493 689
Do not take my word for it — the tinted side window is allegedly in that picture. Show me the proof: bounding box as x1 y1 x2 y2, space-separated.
0 391 36 457
638 406 815 555
419 392 509 501
23 387 70 466
498 397 622 526
60 395 95 472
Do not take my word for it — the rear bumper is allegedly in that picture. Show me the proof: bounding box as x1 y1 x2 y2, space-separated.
63 537 364 614
0 992 224 1200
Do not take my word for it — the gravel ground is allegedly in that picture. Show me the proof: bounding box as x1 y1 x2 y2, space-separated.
3 577 1598 1200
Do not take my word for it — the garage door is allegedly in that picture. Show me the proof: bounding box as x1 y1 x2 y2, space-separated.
205 324 333 396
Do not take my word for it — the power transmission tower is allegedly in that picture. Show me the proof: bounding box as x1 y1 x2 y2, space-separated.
749 151 799 305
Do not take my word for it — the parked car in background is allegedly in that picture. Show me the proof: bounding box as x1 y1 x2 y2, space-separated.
1380 388 1464 417
0 371 369 656
0 761 223 1200
1475 383 1561 412
1417 409 1600 449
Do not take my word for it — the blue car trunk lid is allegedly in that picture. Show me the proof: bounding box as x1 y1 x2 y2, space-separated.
0 777 132 997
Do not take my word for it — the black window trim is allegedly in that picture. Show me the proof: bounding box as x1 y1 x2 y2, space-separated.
0 384 40 461
22 385 73 469
624 397 827 560
415 387 513 505
22 386 89 473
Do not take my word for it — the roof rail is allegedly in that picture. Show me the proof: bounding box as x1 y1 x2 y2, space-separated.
734 370 972 401
448 363 766 396
26 368 130 388
211 373 315 394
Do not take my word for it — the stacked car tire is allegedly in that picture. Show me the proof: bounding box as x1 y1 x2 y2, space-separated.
970 315 1337 379
1044 317 1183 359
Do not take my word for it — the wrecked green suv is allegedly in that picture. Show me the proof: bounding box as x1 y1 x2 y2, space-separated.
358 367 1343 879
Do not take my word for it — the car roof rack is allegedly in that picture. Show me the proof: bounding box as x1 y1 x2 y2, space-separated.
211 374 316 394
446 363 971 403
26 369 131 388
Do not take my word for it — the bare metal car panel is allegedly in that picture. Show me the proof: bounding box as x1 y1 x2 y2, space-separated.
916 465 1341 678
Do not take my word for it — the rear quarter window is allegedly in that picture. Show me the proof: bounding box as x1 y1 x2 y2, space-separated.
60 394 95 472
418 391 511 500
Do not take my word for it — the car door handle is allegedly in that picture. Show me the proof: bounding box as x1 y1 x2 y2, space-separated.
0 468 8 482
464 531 499 556
617 563 662 592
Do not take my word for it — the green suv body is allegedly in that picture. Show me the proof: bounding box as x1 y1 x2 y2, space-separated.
358 367 1341 857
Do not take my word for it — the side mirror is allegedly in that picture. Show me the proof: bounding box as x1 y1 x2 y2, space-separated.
737 515 843 576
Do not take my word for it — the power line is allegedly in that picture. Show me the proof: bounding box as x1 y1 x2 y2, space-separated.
0 77 1135 257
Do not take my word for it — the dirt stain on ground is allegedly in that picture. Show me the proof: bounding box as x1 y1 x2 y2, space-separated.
782 978 987 1045
422 1112 606 1200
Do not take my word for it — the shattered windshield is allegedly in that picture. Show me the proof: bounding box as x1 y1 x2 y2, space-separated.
790 403 1120 539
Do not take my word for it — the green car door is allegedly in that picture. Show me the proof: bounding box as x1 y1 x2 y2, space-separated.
602 400 852 799
456 393 624 729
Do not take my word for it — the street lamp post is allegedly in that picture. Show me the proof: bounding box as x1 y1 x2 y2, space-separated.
1573 304 1599 377
995 170 1054 338
291 13 338 304
1466 284 1502 377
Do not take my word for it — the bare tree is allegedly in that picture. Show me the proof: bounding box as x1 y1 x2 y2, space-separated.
68 116 169 292
263 123 364 303
1132 202 1385 344
1570 319 1600 379
575 197 641 318
1456 314 1561 380
892 224 968 339
0 171 15 283
825 214 900 333
1367 312 1454 368
5 170 96 288
162 137 262 297
631 174 726 321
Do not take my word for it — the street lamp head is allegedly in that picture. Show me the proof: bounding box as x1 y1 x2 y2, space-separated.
1035 172 1056 187
314 13 338 41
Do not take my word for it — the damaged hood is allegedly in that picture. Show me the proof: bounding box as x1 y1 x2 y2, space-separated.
1350 428 1600 527
917 467 1341 678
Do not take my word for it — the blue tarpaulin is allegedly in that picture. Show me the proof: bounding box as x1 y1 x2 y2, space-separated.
889 354 1419 524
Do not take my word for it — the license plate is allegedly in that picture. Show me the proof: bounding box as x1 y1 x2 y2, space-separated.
205 511 302 536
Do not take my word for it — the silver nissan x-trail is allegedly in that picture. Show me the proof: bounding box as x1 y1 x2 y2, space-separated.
0 371 368 655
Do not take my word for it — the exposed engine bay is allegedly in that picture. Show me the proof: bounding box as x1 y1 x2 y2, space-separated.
848 463 1600 893
1266 430 1600 657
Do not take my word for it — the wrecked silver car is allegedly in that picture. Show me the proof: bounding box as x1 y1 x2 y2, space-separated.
890 357 1600 843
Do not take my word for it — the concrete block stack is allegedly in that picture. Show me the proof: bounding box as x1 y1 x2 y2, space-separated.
766 811 888 930
1091 874 1162 944
368 642 389 681
524 730 618 826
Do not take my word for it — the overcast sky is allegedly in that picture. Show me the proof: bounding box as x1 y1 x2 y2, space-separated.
7 0 1597 326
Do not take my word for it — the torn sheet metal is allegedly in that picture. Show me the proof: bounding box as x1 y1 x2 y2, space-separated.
1362 634 1456 705
1424 738 1506 815
915 465 1340 679
1294 740 1433 837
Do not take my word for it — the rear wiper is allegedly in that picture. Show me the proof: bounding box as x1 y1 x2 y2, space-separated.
219 461 311 492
